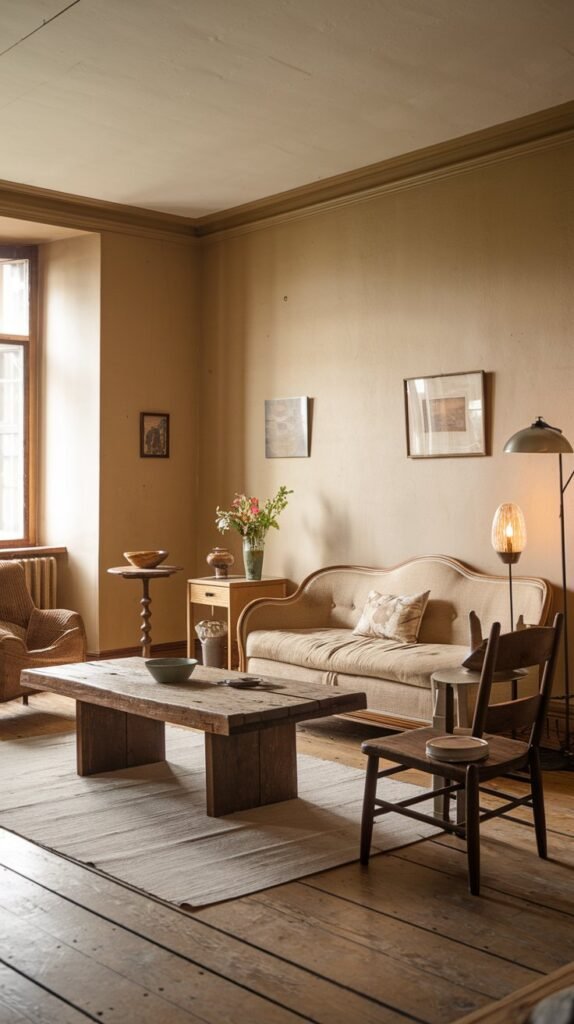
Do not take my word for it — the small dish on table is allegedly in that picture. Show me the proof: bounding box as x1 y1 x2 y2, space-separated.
217 675 264 688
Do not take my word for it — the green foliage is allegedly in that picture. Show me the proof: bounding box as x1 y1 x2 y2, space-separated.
216 485 293 540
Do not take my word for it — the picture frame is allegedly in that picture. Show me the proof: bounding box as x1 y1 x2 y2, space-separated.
404 371 486 458
265 396 310 458
140 412 170 458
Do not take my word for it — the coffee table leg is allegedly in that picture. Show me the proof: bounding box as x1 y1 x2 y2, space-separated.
205 722 298 816
76 702 165 776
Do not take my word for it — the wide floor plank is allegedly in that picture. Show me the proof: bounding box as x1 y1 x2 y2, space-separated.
0 963 92 1024
305 851 573 974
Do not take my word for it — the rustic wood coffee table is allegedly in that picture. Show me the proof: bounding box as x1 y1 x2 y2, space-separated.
21 659 366 817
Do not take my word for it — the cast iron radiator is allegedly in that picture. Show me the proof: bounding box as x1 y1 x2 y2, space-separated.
17 556 57 609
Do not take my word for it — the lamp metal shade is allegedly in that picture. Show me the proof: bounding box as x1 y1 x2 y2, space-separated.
504 417 573 454
491 503 526 565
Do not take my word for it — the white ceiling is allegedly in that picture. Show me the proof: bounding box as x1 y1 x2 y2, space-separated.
0 0 573 219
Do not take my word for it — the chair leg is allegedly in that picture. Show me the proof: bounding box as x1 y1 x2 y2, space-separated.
360 755 380 865
465 764 481 896
442 777 451 822
22 694 29 706
530 747 547 859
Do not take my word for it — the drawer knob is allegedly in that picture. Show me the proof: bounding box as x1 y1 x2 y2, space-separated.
205 591 215 597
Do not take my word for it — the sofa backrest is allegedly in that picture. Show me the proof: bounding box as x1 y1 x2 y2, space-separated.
297 556 551 645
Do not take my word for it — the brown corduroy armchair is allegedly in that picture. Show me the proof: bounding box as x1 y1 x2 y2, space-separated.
0 560 87 703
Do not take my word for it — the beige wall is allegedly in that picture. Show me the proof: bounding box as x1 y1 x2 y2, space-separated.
98 233 199 652
198 141 574 646
39 233 101 648
39 230 198 654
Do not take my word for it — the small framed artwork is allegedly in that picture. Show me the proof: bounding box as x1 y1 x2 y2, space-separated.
140 412 170 458
265 396 310 458
404 371 486 458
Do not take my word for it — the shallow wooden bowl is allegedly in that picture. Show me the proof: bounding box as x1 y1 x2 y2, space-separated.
123 550 168 569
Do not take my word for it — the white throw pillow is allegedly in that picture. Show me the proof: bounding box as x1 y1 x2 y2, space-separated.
353 590 430 644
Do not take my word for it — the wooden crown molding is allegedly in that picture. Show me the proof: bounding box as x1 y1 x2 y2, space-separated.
0 100 572 242
0 178 199 243
196 99 574 239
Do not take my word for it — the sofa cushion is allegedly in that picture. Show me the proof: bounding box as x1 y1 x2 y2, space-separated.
246 627 468 689
353 590 430 643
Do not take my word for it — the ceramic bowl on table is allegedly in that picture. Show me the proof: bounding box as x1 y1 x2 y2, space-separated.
145 658 198 684
123 550 168 569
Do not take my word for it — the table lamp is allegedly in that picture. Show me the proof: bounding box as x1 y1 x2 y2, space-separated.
503 416 573 760
491 502 526 630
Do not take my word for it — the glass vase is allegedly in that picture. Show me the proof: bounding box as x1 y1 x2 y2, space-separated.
242 531 266 580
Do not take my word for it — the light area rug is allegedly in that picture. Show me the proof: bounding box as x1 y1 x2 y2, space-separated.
0 726 440 908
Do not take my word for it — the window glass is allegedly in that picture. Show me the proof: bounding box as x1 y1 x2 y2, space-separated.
0 259 29 335
0 343 24 540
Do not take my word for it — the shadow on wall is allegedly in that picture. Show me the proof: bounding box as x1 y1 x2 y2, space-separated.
282 494 352 582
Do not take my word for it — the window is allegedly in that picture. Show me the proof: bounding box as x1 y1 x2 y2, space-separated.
0 246 37 545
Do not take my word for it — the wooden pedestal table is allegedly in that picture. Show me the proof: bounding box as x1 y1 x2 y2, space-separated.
21 658 367 817
107 565 182 658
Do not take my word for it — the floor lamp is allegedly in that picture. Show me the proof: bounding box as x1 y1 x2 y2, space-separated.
503 417 573 762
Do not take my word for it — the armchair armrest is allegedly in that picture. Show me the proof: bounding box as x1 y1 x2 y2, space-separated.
26 608 86 653
27 626 86 660
0 627 27 655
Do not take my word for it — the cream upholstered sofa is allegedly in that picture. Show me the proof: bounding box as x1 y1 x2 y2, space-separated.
238 556 552 726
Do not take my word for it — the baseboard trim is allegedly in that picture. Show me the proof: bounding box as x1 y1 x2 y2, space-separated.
87 641 187 661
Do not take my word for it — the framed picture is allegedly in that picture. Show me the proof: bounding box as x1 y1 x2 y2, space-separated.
404 371 486 458
265 396 310 458
140 412 170 458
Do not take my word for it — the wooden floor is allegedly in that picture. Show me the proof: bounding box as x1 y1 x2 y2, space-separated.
0 694 572 1024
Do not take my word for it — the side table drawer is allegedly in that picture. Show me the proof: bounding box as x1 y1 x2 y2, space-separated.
188 583 229 608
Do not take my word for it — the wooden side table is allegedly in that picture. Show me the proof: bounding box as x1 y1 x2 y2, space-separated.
187 575 288 670
430 665 528 821
431 666 529 734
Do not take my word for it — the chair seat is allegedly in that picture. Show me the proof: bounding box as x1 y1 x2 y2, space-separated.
362 726 530 780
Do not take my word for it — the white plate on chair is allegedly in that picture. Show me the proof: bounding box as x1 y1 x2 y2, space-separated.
426 735 490 762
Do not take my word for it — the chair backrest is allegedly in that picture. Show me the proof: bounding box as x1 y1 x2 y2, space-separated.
471 613 563 746
0 560 35 628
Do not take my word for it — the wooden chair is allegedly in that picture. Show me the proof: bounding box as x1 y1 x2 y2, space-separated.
0 560 87 703
359 614 563 895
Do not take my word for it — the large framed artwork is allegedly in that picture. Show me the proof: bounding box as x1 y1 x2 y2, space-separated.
404 371 486 458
